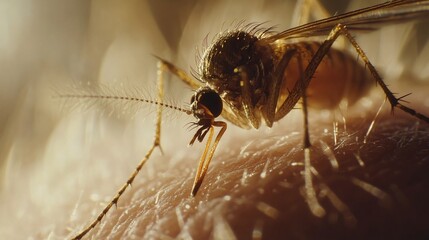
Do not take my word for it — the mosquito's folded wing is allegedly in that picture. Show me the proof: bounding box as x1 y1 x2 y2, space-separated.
264 0 429 42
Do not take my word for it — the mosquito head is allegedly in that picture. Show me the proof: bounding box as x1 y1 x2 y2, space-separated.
199 30 274 108
190 87 223 121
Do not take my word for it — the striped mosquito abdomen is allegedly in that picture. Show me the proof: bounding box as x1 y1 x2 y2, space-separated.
276 41 373 110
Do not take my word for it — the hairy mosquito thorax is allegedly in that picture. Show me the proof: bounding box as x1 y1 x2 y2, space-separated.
199 30 275 112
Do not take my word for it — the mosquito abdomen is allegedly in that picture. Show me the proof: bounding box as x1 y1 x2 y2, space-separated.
277 41 372 109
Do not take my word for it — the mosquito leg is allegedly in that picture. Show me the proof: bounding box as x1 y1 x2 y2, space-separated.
272 23 429 219
286 49 327 218
154 62 165 149
234 66 261 129
262 49 296 127
154 56 202 89
330 24 429 123
274 43 337 121
71 61 168 240
301 85 327 217
276 24 429 124
252 40 327 216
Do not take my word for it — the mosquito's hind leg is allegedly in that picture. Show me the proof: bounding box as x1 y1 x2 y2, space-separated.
275 23 429 220
329 24 429 123
71 61 168 240
301 84 327 218
277 24 429 124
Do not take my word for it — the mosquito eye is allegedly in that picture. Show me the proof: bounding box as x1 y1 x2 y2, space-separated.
196 88 223 118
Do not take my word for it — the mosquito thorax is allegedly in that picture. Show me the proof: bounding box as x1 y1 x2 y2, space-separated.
199 30 274 107
191 87 223 120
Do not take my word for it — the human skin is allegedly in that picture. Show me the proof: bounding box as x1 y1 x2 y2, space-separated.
61 89 429 239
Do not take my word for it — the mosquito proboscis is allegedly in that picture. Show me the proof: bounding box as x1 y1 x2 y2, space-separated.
62 1 429 239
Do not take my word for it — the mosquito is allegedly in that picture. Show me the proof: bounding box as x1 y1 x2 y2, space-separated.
65 0 429 239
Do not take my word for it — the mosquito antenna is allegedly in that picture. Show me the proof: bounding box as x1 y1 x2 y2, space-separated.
56 93 193 115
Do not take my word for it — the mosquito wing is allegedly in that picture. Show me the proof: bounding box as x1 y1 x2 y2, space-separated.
264 0 429 42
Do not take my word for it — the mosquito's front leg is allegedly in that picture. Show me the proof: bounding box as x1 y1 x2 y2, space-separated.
234 66 261 129
154 56 202 90
262 49 296 126
71 62 168 240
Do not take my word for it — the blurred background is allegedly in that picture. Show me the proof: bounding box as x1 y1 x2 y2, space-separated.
0 0 428 239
